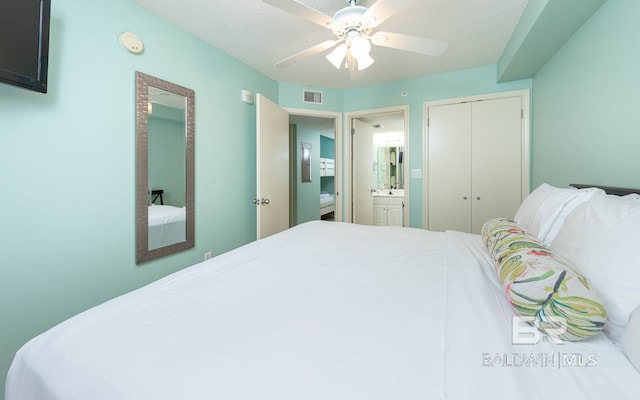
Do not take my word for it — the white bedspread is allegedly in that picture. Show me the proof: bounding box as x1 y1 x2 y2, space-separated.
320 193 335 216
148 204 185 250
320 193 334 206
6 222 640 400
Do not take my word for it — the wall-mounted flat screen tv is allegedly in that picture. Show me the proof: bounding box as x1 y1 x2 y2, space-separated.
0 0 51 93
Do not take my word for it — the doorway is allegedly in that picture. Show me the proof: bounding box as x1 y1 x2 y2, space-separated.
345 106 409 226
255 99 342 238
288 113 340 226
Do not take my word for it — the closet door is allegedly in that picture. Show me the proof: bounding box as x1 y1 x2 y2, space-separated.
428 103 472 232
471 97 522 233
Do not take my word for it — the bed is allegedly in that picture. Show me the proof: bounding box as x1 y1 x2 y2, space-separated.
320 191 335 216
6 184 640 399
148 204 186 250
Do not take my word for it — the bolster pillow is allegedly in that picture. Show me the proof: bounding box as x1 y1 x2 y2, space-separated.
481 218 606 341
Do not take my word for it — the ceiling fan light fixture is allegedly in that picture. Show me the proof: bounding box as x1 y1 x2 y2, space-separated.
349 34 371 58
355 52 374 70
348 34 374 71
326 43 347 69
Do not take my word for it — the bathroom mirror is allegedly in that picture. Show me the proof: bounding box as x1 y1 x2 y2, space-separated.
373 132 404 189
136 72 195 264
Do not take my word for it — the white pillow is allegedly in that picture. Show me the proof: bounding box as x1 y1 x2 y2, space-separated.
514 183 602 244
551 193 640 345
623 304 640 372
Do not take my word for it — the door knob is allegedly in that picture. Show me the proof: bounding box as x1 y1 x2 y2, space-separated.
260 198 270 205
252 198 260 205
476 196 481 200
463 196 468 200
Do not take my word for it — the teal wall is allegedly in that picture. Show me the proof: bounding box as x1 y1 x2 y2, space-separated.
294 125 321 225
0 0 277 395
321 176 335 195
279 83 344 111
148 115 186 207
532 0 640 188
320 136 335 159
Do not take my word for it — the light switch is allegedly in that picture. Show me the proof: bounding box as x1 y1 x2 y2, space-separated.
411 169 422 179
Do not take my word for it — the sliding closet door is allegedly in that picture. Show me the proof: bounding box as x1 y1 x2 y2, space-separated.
428 102 472 232
471 97 522 233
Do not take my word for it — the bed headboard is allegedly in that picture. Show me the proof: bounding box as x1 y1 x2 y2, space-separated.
570 184 640 196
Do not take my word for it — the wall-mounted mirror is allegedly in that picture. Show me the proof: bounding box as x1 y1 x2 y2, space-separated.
136 72 195 264
373 132 404 189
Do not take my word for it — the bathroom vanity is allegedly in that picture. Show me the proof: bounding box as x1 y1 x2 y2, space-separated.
372 189 404 227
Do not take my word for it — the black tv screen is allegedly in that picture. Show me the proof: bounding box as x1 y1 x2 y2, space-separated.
0 0 51 93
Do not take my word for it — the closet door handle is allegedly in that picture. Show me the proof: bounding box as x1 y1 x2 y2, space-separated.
476 196 481 200
462 196 468 200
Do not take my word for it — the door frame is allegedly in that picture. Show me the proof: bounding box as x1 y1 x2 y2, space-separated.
285 107 343 222
344 105 410 224
422 89 531 229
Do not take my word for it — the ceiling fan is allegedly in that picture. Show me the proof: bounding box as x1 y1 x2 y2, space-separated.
263 0 448 73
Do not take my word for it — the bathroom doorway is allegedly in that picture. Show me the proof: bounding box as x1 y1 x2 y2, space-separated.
345 106 409 226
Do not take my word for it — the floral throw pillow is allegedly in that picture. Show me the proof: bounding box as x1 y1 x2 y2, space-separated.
482 218 606 341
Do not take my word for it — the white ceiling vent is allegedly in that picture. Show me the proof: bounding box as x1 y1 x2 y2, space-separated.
303 90 323 105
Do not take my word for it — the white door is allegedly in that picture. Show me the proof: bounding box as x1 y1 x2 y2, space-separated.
428 103 472 232
352 118 374 225
427 96 524 234
256 94 290 239
471 97 522 233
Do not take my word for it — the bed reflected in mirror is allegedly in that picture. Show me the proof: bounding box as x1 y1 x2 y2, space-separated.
136 72 194 264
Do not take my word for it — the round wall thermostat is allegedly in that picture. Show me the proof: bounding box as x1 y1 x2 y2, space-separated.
119 32 144 54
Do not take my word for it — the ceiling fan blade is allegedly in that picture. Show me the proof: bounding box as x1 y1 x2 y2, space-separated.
361 0 413 29
371 31 448 56
275 40 338 68
263 0 339 30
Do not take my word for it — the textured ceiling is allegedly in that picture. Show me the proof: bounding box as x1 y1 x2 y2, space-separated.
133 0 529 89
